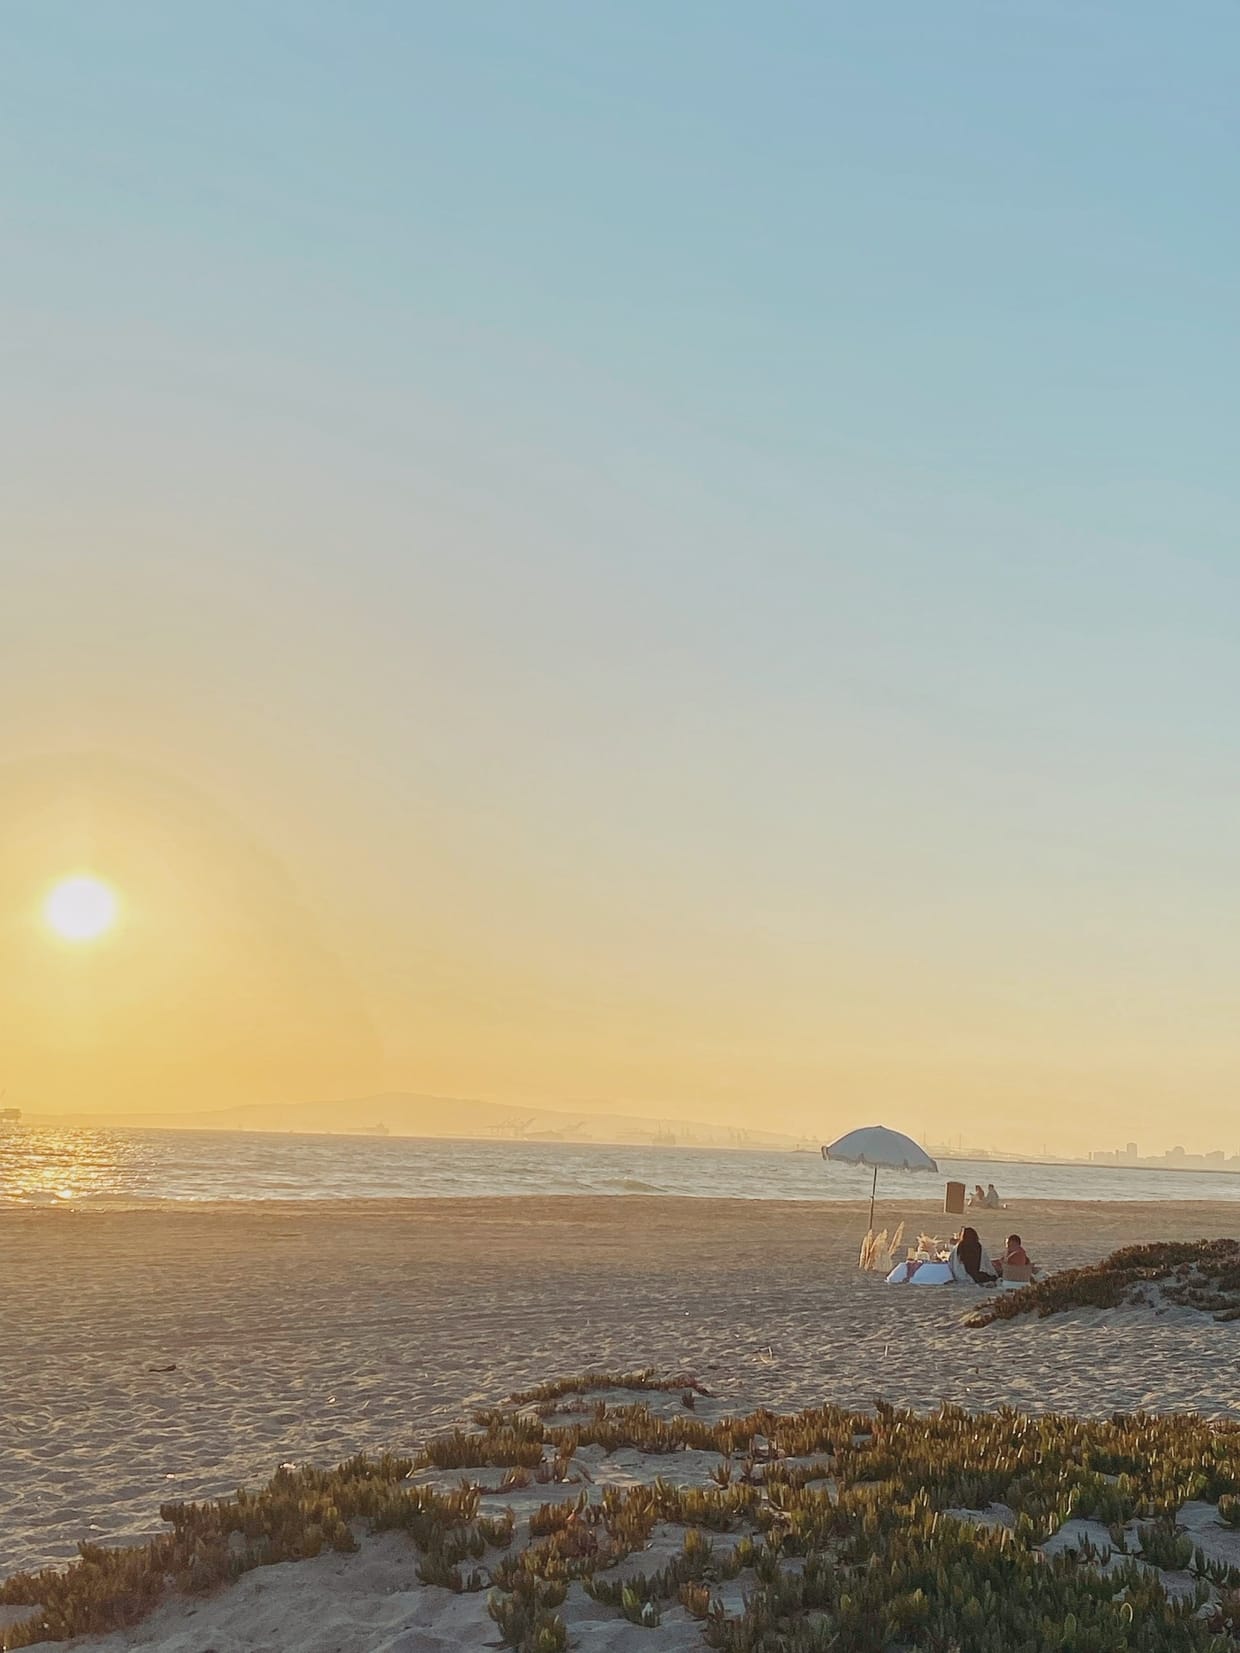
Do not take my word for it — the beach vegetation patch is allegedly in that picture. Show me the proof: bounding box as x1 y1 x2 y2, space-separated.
506 1370 711 1409
488 1575 569 1650
0 1462 508 1649
966 1239 1240 1327
13 1389 1240 1648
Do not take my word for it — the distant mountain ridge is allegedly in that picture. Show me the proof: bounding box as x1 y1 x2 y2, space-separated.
32 1092 802 1149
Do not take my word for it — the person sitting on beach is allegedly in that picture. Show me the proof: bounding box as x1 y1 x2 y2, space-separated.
984 1182 1002 1209
948 1226 997 1285
970 1184 987 1208
993 1234 1030 1278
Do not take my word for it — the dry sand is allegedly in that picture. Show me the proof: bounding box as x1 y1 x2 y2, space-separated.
4 1194 1240 1590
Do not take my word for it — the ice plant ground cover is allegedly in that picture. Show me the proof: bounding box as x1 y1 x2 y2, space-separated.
9 1369 1240 1650
967 1240 1240 1328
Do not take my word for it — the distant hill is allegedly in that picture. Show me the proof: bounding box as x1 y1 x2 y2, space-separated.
33 1092 802 1150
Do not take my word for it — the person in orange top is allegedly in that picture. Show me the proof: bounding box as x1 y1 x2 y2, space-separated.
994 1233 1031 1276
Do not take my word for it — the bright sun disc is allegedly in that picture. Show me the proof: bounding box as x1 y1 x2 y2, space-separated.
44 876 120 943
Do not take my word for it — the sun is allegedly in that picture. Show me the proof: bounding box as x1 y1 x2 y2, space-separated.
44 875 120 943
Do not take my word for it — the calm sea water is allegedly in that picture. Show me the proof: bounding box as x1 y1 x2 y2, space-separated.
2 1126 1240 1206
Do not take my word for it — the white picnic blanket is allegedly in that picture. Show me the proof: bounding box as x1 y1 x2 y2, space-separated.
887 1246 980 1286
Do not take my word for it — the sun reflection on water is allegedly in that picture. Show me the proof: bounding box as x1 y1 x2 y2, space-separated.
0 1126 153 1204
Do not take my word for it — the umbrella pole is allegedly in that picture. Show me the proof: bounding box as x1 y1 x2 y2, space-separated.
868 1164 877 1232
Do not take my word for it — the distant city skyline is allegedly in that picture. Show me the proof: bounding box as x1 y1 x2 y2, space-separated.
926 1132 1240 1169
1087 1142 1240 1170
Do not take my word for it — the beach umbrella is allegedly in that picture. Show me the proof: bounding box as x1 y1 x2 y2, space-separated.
822 1125 939 1231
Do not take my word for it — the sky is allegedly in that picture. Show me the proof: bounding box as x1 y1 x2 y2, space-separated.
3 3 1239 1154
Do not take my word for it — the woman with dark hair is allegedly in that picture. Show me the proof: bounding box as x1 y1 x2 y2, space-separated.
950 1226 997 1285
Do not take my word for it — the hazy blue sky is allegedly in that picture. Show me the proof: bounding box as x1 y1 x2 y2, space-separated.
3 4 1238 1151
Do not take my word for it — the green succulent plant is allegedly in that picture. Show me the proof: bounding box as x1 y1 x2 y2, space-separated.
967 1238 1240 1328
12 1370 1240 1652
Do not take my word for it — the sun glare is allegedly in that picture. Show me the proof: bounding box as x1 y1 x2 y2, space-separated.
44 875 120 943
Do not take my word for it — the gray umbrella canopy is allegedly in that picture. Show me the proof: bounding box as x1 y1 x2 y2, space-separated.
822 1126 938 1173
822 1125 939 1229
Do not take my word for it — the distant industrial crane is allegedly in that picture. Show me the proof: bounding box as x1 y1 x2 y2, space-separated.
487 1115 538 1139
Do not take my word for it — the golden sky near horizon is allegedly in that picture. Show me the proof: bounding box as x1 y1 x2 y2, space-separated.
2 744 1237 1157
6 8 1240 1158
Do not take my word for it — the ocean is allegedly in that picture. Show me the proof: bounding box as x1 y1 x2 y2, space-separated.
2 1125 1240 1206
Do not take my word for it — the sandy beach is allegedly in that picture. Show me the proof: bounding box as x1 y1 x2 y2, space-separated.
4 1193 1240 1588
